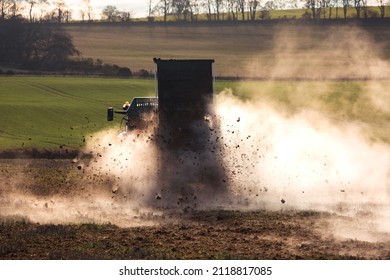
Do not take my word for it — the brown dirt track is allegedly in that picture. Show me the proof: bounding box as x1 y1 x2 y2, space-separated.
1 155 390 260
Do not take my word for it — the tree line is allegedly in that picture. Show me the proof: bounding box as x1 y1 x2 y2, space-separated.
0 0 94 22
0 17 80 70
304 0 389 19
150 0 389 21
0 0 389 22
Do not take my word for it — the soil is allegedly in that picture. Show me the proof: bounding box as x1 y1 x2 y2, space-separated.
1 156 390 260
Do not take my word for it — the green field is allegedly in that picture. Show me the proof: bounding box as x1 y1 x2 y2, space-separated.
0 76 155 149
1 76 389 150
0 76 236 149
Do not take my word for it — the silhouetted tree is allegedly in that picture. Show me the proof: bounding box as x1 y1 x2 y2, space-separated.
102 5 119 22
362 0 368 18
353 0 362 18
153 0 170 22
343 0 349 19
212 0 223 20
0 18 80 70
117 67 132 77
237 0 246 20
226 0 238 20
306 0 317 19
81 0 93 21
376 0 389 18
249 0 258 20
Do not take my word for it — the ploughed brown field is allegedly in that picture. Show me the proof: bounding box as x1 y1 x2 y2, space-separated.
1 156 390 260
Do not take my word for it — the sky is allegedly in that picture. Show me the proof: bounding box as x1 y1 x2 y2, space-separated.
65 0 150 19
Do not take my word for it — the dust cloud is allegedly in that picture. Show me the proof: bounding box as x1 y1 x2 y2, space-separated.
0 192 160 227
0 154 163 227
83 127 159 201
82 115 229 211
75 83 390 242
245 24 390 81
1 24 390 243
220 24 390 242
215 91 390 238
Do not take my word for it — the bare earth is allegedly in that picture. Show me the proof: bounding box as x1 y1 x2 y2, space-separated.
1 157 390 260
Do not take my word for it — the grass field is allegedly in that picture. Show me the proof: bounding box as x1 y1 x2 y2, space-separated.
0 76 234 149
0 76 155 149
1 76 389 150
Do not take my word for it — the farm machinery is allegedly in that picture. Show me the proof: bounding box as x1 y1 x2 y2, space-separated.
107 58 216 149
107 58 226 204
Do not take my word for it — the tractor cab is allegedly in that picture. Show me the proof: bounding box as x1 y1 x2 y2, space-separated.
108 97 157 131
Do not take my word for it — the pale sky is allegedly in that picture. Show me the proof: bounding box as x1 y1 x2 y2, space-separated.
65 0 150 19
25 0 151 20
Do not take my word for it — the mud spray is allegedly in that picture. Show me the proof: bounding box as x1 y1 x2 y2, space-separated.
1 24 389 242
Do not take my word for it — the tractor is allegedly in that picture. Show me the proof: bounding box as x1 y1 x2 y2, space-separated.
107 58 216 149
107 58 226 205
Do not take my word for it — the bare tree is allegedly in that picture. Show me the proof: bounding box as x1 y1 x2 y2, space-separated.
353 0 362 18
376 0 389 18
306 0 318 19
0 0 10 19
237 0 246 20
154 0 170 22
100 5 133 22
264 0 277 10
82 0 93 21
26 0 47 22
4 0 23 19
3 0 23 18
362 0 368 18
79 9 84 21
212 0 223 20
148 0 153 17
102 5 118 22
319 0 331 18
260 2 272 20
63 8 71 22
343 0 349 19
202 0 213 21
52 0 66 23
26 0 37 22
328 0 335 18
248 0 258 20
335 0 339 18
191 0 201 20
226 0 239 20
1 0 6 19
170 0 202 21
119 10 134 22
171 0 189 21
